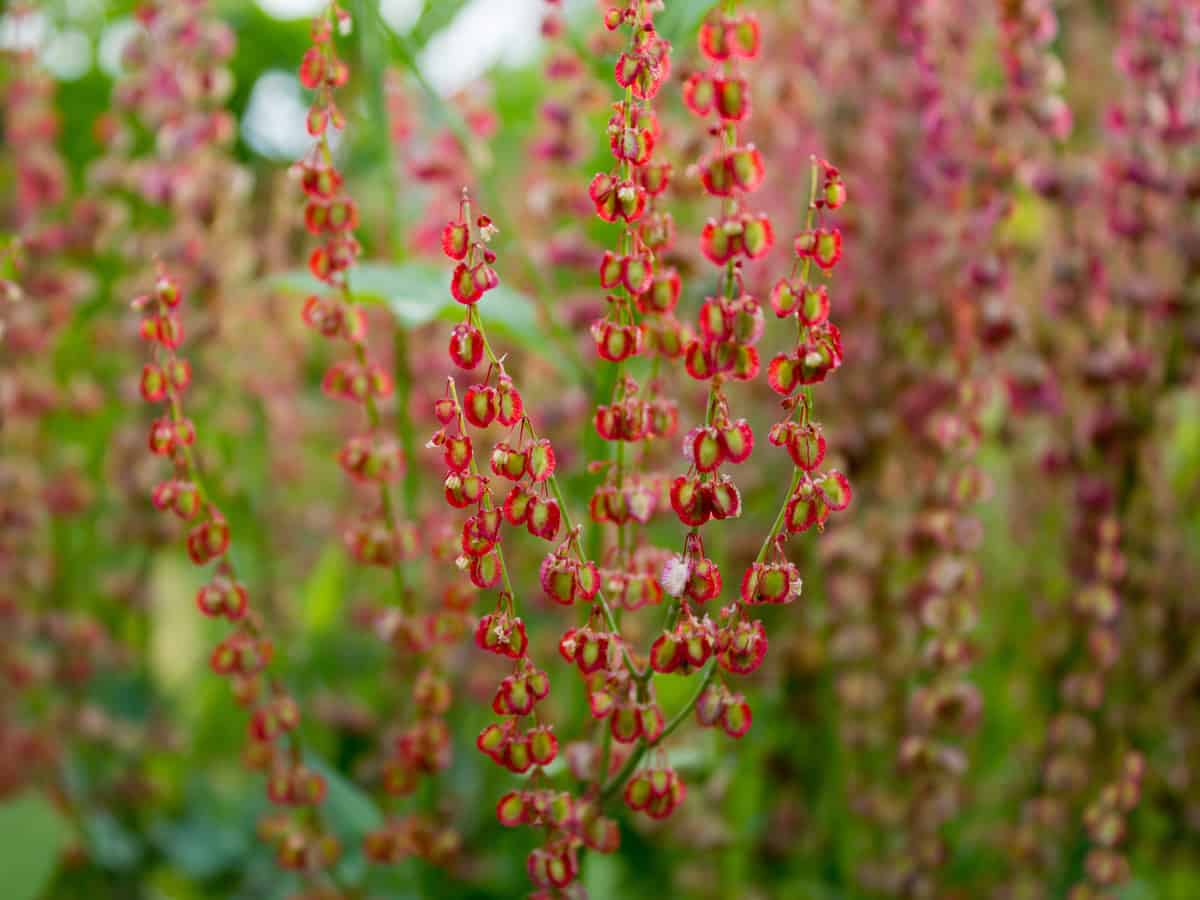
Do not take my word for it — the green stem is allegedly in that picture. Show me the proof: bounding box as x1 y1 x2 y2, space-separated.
600 659 719 800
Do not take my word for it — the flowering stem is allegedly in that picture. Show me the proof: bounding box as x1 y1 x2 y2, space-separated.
600 658 719 800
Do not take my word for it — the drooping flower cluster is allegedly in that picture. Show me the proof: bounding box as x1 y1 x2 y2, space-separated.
294 5 469 868
432 196 629 896
136 270 336 874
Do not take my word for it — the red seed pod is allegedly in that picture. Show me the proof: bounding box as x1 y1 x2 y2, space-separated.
799 284 830 326
708 475 742 520
709 146 765 195
767 352 801 396
624 772 652 811
770 278 802 318
683 339 717 381
727 14 761 58
433 397 457 424
698 16 733 60
650 632 682 673
527 438 556 482
599 251 623 288
817 469 852 511
609 123 655 165
154 276 181 308
503 735 534 774
639 704 665 743
784 487 826 534
195 576 249 620
450 263 483 304
497 791 527 827
151 480 177 511
300 164 342 200
620 255 654 295
682 73 714 121
573 629 613 674
140 364 167 402
186 516 230 565
494 675 535 716
699 297 733 343
719 618 768 675
540 554 577 606
719 419 754 463
685 556 722 603
696 686 726 727
469 550 503 588
527 726 558 766
720 695 753 738
713 76 750 121
444 472 486 508
490 442 528 481
494 375 523 426
637 269 681 314
462 513 499 557
741 213 774 258
526 497 562 541
669 475 711 527
610 704 643 743
475 612 529 659
686 426 724 473
589 173 647 223
448 323 485 369
700 217 740 265
812 228 842 270
504 484 535 526
638 160 672 196
787 424 826 470
442 220 470 260
442 433 473 472
592 320 642 362
740 561 801 605
463 384 498 428
477 722 509 762
621 572 661 609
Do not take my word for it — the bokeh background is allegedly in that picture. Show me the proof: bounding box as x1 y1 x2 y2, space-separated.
3 1 1199 898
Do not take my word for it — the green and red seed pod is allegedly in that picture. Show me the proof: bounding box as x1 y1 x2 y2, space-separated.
463 383 498 427
718 619 768 675
620 572 663 610
489 446 528 487
527 438 556 482
504 484 535 526
209 634 274 678
686 425 725 473
195 576 249 620
469 549 502 589
610 704 642 743
720 695 752 738
740 561 801 605
527 726 558 766
448 322 485 369
588 173 647 223
495 375 523 425
441 219 469 260
496 790 527 827
636 269 681 314
699 12 760 61
441 432 473 472
525 496 562 541
186 516 230 565
474 612 528 659
684 556 723 603
649 631 683 674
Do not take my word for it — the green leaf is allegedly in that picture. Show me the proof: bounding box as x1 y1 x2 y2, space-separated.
303 755 384 839
84 811 143 871
272 262 546 351
301 543 348 634
0 791 74 900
